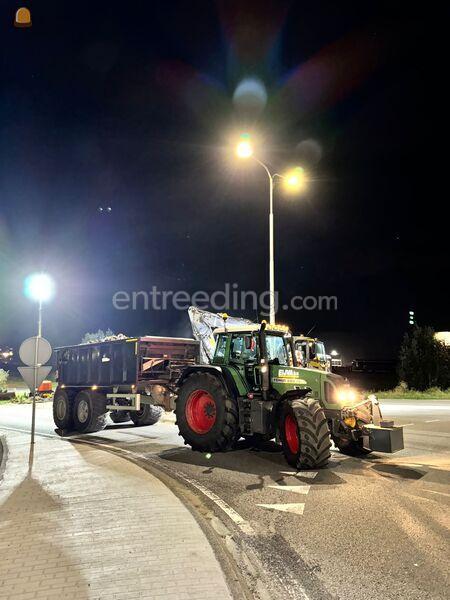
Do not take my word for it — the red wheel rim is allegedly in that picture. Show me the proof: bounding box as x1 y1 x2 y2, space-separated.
285 414 300 454
185 389 217 434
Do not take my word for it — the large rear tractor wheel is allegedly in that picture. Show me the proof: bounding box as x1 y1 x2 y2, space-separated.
73 390 107 433
53 388 74 430
175 372 239 452
130 404 164 426
280 397 331 469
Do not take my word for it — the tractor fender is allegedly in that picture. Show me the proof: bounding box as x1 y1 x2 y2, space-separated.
177 365 239 399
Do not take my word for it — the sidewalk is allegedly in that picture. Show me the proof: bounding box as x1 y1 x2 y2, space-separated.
0 430 233 600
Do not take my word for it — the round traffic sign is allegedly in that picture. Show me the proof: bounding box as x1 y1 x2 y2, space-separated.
19 336 52 366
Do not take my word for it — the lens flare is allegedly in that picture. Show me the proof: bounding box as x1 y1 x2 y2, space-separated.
24 273 55 303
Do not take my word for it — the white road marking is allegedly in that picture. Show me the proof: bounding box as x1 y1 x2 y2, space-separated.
280 470 318 479
257 503 305 515
399 423 414 427
268 485 310 494
425 419 440 423
0 425 55 438
427 490 450 498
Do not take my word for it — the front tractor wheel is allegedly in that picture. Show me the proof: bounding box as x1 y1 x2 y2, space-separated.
280 398 331 469
176 372 239 452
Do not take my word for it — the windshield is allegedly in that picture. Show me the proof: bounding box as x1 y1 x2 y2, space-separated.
315 342 326 360
266 334 290 366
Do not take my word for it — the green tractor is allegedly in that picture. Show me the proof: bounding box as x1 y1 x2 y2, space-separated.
176 320 403 469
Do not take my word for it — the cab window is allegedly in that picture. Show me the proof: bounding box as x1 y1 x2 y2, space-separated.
214 334 227 362
266 335 289 366
230 334 258 363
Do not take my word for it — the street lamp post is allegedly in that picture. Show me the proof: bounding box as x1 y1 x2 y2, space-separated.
236 136 306 324
254 158 278 324
24 273 55 444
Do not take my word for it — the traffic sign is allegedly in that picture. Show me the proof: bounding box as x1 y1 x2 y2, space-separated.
19 336 52 367
18 366 52 391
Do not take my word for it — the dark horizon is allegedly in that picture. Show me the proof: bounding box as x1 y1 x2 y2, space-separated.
0 1 447 361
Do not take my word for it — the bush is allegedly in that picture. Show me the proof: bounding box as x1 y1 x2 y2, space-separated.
399 326 450 391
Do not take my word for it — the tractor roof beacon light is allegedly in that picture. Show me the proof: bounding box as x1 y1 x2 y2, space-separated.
14 7 32 27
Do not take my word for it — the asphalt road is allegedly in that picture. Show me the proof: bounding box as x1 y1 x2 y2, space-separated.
1 399 449 600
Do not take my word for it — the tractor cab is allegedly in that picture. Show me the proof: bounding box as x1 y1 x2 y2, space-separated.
293 336 330 371
211 322 309 399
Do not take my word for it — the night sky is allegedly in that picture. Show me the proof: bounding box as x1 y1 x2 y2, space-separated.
0 1 447 362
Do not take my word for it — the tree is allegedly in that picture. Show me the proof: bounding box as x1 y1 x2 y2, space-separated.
81 329 114 344
399 326 450 391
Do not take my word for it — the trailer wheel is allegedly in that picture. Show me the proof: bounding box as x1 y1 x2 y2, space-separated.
130 404 164 426
176 372 239 452
73 390 107 433
53 388 74 430
280 397 331 469
110 410 131 424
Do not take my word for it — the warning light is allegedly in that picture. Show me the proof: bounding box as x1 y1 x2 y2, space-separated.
14 7 32 28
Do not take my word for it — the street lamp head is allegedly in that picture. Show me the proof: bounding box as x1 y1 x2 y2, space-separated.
24 272 55 303
283 166 306 192
235 133 253 159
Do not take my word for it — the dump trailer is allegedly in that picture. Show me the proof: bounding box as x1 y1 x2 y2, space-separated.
53 336 199 433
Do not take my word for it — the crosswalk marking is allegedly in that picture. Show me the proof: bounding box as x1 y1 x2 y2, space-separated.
268 485 310 494
257 503 305 515
279 470 318 479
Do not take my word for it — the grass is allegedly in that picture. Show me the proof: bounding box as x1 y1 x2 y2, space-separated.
373 386 450 399
0 393 32 404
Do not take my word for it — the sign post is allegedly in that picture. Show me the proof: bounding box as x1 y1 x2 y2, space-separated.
18 335 52 444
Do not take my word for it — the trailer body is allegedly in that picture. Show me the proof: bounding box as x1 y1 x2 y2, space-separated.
52 336 200 433
56 336 199 389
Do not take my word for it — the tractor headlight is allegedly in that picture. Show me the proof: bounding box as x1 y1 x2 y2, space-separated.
335 386 359 405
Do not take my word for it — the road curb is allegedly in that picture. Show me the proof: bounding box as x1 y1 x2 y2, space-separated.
0 434 7 485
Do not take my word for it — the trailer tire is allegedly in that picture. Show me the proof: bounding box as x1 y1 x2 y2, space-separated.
280 397 331 469
130 404 164 426
53 388 74 430
73 390 107 433
110 410 131 424
176 372 239 452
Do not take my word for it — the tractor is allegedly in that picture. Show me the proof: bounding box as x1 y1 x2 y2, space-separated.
176 319 403 469
293 335 330 371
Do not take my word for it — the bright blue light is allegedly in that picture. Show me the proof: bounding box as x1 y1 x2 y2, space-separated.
24 273 55 303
